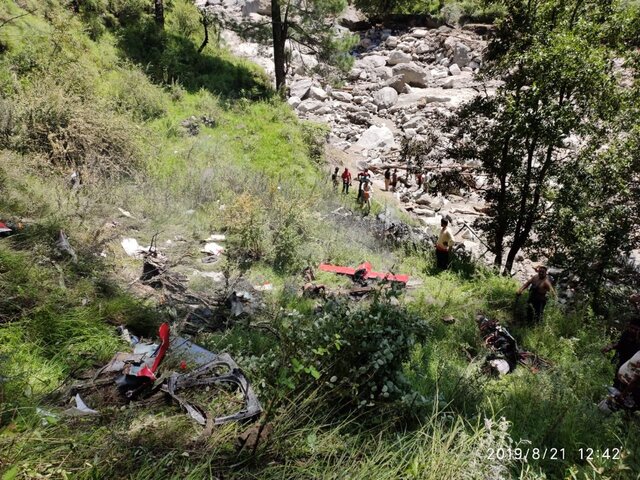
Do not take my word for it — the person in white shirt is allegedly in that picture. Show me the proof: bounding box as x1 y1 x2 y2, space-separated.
435 218 454 269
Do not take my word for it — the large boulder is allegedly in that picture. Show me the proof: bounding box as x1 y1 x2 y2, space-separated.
387 50 412 65
297 100 323 113
449 63 461 76
289 78 313 99
307 86 328 101
356 125 396 150
372 87 399 109
242 0 271 16
452 42 472 67
391 62 431 87
356 55 387 70
374 66 394 80
332 91 353 102
386 75 408 93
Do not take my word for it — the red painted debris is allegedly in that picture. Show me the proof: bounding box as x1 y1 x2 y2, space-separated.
319 262 409 284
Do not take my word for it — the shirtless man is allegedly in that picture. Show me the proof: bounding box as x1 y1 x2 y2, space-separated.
517 265 556 323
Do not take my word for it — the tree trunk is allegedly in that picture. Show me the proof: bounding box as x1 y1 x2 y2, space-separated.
198 12 209 53
271 0 287 95
154 0 164 28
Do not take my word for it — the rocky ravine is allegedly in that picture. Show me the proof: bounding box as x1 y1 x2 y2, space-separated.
196 0 551 280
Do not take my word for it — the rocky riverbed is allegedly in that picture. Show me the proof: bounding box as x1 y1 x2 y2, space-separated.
194 0 586 282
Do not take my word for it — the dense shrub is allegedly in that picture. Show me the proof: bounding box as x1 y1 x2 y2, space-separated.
275 290 431 412
13 84 140 177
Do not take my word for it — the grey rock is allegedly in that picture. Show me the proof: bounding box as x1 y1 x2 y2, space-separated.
356 125 396 149
297 100 323 113
449 63 461 75
387 50 412 65
452 42 472 67
287 96 302 108
289 78 313 99
372 87 399 109
391 63 431 87
332 91 353 102
307 86 328 101
374 66 394 80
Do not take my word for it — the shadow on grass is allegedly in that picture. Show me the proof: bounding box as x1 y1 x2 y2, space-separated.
117 19 273 101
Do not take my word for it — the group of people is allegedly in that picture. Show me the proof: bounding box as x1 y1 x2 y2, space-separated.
331 167 373 213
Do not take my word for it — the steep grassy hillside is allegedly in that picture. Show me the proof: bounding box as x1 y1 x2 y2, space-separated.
1 1 639 479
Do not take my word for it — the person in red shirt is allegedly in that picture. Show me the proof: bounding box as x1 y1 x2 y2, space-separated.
341 168 352 194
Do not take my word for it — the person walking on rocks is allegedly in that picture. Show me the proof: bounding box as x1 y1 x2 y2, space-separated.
435 218 454 270
517 265 556 323
384 168 391 191
391 168 398 192
331 167 339 190
357 169 369 203
341 168 352 194
362 181 372 214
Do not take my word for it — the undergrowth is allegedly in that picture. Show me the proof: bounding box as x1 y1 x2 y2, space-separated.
0 0 639 479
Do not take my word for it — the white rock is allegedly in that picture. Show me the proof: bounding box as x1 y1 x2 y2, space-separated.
442 77 457 89
387 50 412 65
287 96 302 108
297 100 323 113
386 36 399 48
449 63 461 75
332 91 353 102
431 69 449 79
356 125 396 149
374 66 393 80
357 55 387 70
392 63 431 87
242 0 271 16
289 78 313 99
453 42 472 67
411 29 428 38
307 86 328 101
372 87 399 109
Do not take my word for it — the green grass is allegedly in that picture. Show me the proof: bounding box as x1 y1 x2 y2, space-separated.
1 1 639 479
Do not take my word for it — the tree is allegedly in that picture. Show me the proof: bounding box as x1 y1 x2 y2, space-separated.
223 0 356 94
448 0 630 274
154 0 164 27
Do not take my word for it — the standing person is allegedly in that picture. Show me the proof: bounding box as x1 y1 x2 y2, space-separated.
517 265 556 323
384 168 391 191
435 218 454 270
362 181 372 214
341 168 352 194
391 168 398 192
331 167 339 190
357 169 369 203
603 293 640 388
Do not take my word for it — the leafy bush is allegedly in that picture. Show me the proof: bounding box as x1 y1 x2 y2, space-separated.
223 193 267 264
300 121 329 164
108 67 168 121
167 0 201 38
275 290 431 412
13 83 141 177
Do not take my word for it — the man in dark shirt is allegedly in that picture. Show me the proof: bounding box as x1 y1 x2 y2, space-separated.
517 265 556 323
603 293 640 388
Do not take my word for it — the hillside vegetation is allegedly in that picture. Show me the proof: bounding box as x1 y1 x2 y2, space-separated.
1 1 639 479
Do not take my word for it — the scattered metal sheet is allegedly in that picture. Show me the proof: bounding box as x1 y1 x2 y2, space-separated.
170 337 218 366
64 394 99 416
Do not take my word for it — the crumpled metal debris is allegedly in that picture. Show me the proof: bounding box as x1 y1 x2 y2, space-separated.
64 394 99 416
476 315 551 375
163 352 262 425
72 325 262 431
